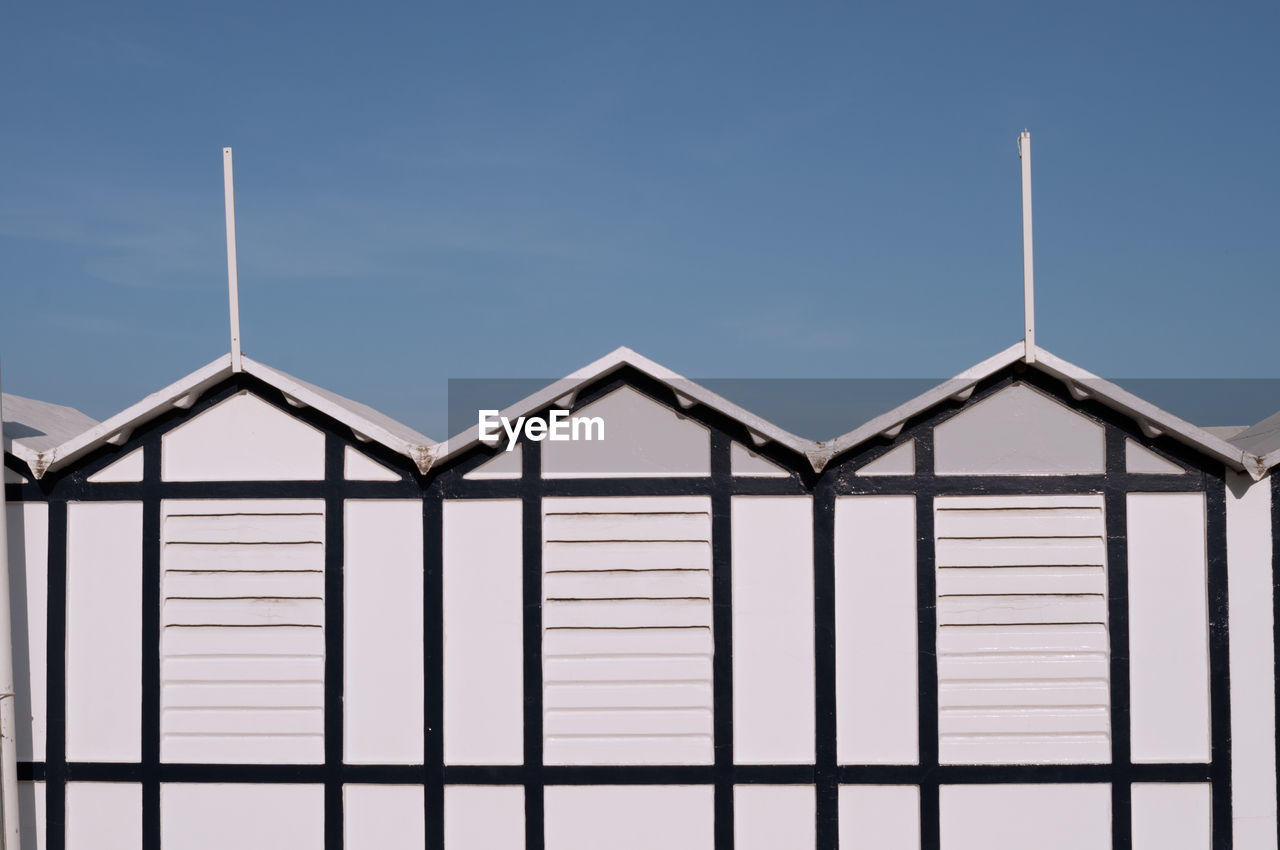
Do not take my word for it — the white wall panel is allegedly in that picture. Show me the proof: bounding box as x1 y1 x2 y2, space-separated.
344 447 402 481
545 785 713 850
838 785 919 850
345 500 424 763
856 441 915 476
1131 783 1212 850
543 496 712 765
444 499 523 764
1225 470 1278 848
935 495 1110 765
934 385 1104 475
66 782 141 850
445 785 524 850
6 502 47 761
542 386 710 478
733 496 814 764
835 496 917 764
940 783 1110 850
161 783 323 850
344 784 425 850
1128 492 1211 763
86 448 143 483
161 500 325 763
731 443 789 477
66 502 141 762
734 785 814 850
19 781 45 850
162 392 324 481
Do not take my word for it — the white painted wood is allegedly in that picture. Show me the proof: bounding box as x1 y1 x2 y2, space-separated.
443 499 523 765
730 443 789 477
66 502 141 762
224 147 243 372
66 782 140 850
931 491 1111 762
161 392 325 481
5 503 46 761
732 496 814 764
343 446 402 481
542 386 710 478
734 785 814 849
161 783 323 850
1225 470 1278 848
444 785 524 850
1128 492 1211 763
934 385 1104 475
838 785 920 850
940 783 1110 850
1018 130 1036 360
463 445 522 480
856 440 915 476
18 781 43 850
1126 439 1185 475
344 785 425 850
345 500 424 764
160 500 326 764
543 497 713 765
935 495 1110 765
86 448 143 483
1131 783 1212 850
835 496 918 764
544 785 713 850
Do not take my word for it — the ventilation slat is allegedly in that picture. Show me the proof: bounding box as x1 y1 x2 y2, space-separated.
160 501 325 764
935 495 1110 765
542 496 713 766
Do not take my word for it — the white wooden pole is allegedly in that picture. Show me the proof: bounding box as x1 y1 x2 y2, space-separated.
0 374 21 850
1018 131 1036 363
223 147 244 372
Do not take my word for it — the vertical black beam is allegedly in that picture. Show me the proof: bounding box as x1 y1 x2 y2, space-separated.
323 435 345 850
1205 475 1233 850
522 439 545 850
44 499 67 850
1104 427 1132 850
424 486 445 850
914 432 940 850
710 433 734 850
141 438 162 850
813 476 837 850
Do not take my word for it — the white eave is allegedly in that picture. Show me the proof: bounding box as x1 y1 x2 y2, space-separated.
427 345 815 468
11 354 436 478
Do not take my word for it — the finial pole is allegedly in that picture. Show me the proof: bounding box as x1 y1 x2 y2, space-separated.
223 147 243 371
1018 131 1036 363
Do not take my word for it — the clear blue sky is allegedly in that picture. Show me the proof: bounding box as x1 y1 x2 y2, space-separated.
2 1 1278 437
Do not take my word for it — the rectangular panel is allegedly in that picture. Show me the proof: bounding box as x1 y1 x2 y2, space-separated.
1131 783 1212 850
545 785 713 850
838 785 920 850
445 785 524 850
733 496 814 764
66 502 142 761
1128 492 1211 763
344 784 425 850
6 502 47 761
161 783 323 850
19 781 45 850
835 496 918 764
66 782 141 849
940 783 1110 850
734 785 814 850
160 500 325 764
345 500 424 764
543 496 712 765
1225 470 1277 846
443 499 524 765
935 495 1110 765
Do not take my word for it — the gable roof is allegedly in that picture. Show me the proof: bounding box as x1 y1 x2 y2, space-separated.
5 354 434 478
2 342 1268 481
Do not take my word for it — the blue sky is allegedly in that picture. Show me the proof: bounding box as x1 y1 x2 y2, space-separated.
2 1 1278 437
